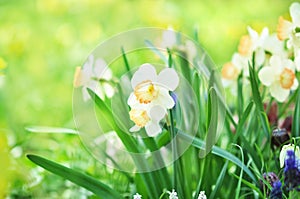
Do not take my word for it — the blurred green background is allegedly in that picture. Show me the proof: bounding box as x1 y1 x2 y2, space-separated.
0 0 295 197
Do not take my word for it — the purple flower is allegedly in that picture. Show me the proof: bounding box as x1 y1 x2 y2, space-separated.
283 150 300 191
270 181 282 199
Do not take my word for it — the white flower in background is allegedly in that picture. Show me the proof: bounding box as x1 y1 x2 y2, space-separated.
263 34 287 57
73 55 114 101
238 26 269 66
277 2 300 49
279 144 300 168
167 189 178 199
133 193 142 199
161 27 197 61
258 55 298 102
127 63 179 136
294 49 300 71
221 53 248 84
161 27 177 49
197 191 207 199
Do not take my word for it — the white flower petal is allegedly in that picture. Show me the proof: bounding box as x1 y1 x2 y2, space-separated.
156 89 175 109
82 87 90 101
258 67 275 86
292 78 299 90
94 59 107 77
255 48 265 66
283 58 296 71
129 125 141 132
145 122 162 136
260 27 269 41
82 55 94 77
270 55 284 74
103 83 114 98
231 53 245 71
127 93 138 106
131 63 157 88
247 26 258 41
161 28 177 48
295 51 300 71
157 68 179 91
290 2 300 26
149 105 166 121
270 83 290 102
86 81 105 100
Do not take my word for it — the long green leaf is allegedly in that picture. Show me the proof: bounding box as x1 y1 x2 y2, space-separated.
292 88 300 137
233 101 254 143
248 64 270 137
27 154 122 199
25 126 78 134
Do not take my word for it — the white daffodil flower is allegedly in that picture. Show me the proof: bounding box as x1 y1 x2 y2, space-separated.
73 55 114 101
277 2 300 49
129 105 166 136
238 26 269 66
161 27 177 49
128 63 179 109
258 55 298 102
279 144 300 168
161 28 197 61
127 63 179 136
222 53 247 81
133 193 142 199
197 191 207 199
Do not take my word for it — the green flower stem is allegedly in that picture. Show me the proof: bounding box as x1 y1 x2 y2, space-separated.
169 107 178 188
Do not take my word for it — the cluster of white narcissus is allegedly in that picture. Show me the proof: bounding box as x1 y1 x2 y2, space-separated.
222 2 300 102
133 190 207 199
127 64 179 137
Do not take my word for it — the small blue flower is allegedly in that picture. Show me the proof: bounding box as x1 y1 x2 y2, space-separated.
270 181 282 199
283 150 300 191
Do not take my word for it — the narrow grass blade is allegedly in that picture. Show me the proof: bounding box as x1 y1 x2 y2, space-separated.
121 46 132 78
25 126 78 134
232 144 244 199
233 101 254 143
292 88 300 137
237 72 244 118
231 173 264 198
177 131 257 183
248 64 270 137
27 154 123 199
209 161 228 199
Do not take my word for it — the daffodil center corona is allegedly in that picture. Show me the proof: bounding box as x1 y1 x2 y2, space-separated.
134 80 159 104
238 35 252 56
280 68 295 89
129 109 150 127
221 62 239 80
